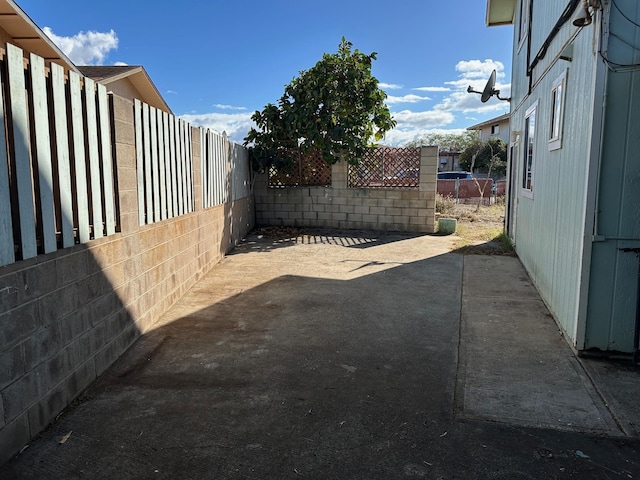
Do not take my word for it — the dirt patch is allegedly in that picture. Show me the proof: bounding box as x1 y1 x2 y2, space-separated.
436 199 514 255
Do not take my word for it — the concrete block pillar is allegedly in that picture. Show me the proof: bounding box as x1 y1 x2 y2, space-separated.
331 161 348 190
110 94 140 235
420 146 438 234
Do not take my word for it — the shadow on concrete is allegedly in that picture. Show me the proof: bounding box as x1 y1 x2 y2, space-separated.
235 226 427 255
1 233 639 479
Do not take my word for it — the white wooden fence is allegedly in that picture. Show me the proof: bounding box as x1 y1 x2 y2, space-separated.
200 129 229 208
134 99 194 225
0 44 116 267
0 41 254 267
199 129 251 208
230 141 251 201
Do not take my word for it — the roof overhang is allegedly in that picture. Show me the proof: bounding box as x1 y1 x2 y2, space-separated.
0 0 79 73
486 0 516 26
467 112 511 131
77 65 173 114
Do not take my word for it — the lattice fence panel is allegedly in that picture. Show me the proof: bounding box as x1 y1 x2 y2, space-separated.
349 147 420 188
268 152 331 187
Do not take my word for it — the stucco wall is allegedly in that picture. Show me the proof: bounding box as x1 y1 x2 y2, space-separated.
254 146 437 233
0 94 254 464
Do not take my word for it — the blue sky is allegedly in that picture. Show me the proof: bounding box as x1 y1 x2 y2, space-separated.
19 0 513 145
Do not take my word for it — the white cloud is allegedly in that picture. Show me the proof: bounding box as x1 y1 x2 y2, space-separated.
433 59 510 114
166 90 178 95
180 112 255 143
435 88 510 114
392 109 455 129
385 94 431 104
213 104 247 111
181 58 511 148
379 59 510 146
379 82 403 90
382 127 468 147
43 27 118 65
455 59 506 80
412 86 451 92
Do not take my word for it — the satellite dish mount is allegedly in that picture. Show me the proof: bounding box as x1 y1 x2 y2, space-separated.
467 70 510 103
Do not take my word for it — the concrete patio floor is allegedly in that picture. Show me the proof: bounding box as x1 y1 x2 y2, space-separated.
1 229 639 479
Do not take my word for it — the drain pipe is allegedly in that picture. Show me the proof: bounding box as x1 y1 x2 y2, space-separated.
619 247 640 363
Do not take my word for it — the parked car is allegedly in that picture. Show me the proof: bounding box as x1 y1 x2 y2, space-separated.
437 171 473 180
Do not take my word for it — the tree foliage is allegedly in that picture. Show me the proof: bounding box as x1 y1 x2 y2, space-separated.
403 131 479 152
459 137 507 177
244 38 396 171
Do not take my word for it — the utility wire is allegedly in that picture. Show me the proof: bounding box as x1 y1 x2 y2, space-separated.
612 0 640 28
600 0 640 71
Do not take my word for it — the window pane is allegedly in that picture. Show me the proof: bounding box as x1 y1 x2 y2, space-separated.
523 109 536 191
552 83 562 139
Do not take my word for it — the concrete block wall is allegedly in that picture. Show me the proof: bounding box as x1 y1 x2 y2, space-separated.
255 146 437 233
0 95 254 465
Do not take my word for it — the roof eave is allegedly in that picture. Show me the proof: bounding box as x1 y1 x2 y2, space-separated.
1 0 80 73
486 0 516 27
466 112 511 131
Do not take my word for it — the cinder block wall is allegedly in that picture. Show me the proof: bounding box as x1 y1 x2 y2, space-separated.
255 146 437 233
0 95 254 464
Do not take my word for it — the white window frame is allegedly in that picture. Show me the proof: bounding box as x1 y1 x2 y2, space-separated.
548 70 567 151
518 0 530 51
522 101 538 198
491 124 500 135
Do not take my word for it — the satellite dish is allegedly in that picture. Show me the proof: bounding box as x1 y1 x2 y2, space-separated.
466 69 510 103
481 70 497 103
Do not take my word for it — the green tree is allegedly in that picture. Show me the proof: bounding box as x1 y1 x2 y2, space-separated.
403 131 479 152
244 38 396 171
459 137 507 177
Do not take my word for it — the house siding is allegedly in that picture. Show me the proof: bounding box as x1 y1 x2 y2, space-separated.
584 0 640 352
509 0 600 346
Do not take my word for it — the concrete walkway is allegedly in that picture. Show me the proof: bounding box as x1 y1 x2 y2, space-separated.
1 230 639 479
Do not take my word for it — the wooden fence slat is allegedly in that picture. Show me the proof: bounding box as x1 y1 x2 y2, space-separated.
150 107 160 222
69 71 90 243
175 118 184 215
29 53 56 253
216 133 222 205
84 78 104 239
211 133 216 206
156 109 167 220
51 63 74 248
200 128 205 208
0 58 15 266
222 134 228 204
142 103 153 223
134 99 145 226
179 121 188 213
213 132 219 206
214 132 220 206
208 131 214 207
162 112 174 218
169 117 178 217
223 133 230 204
7 44 37 259
185 126 193 212
98 86 116 235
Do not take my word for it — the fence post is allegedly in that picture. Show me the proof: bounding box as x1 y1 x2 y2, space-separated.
420 146 438 233
332 161 347 190
113 95 142 234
